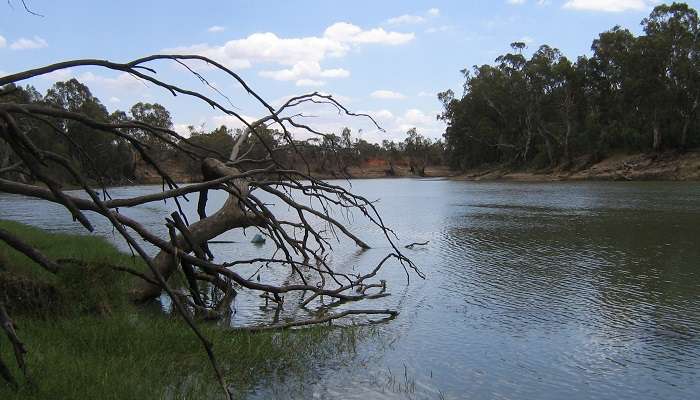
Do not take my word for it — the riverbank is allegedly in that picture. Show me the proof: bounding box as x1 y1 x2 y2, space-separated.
0 220 361 399
134 160 455 184
454 150 700 182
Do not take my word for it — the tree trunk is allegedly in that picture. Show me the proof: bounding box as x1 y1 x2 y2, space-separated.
652 110 662 152
564 118 572 165
681 118 690 151
653 124 662 152
131 158 259 303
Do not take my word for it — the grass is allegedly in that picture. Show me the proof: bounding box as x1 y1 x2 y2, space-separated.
0 220 364 399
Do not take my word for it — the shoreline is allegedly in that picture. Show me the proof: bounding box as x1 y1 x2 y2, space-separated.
452 150 700 183
24 150 700 191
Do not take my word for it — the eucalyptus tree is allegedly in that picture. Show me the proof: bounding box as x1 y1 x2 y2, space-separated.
440 2 700 170
640 2 700 150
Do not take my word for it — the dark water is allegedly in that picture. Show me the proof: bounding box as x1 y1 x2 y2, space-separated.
2 179 700 399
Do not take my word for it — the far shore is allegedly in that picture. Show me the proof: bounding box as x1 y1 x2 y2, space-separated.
24 150 700 192
452 150 700 183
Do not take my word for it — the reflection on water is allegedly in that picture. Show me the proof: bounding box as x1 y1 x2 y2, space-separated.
2 180 700 399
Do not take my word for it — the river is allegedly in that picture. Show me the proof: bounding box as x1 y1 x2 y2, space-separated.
1 179 699 399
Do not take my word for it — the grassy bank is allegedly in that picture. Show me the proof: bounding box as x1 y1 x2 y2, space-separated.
0 220 361 399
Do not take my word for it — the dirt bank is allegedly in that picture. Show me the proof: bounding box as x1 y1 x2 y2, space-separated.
455 150 700 182
134 155 454 184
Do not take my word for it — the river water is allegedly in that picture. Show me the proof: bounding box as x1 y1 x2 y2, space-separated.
1 179 699 399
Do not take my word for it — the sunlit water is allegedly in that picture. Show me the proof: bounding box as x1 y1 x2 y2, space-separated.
2 179 700 399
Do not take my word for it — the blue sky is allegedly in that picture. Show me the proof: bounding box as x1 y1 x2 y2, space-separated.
2 0 698 142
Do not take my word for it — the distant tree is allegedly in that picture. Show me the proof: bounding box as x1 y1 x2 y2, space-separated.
130 102 174 150
440 3 700 171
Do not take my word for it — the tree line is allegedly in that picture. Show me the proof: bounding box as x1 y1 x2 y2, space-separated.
439 2 700 170
1 78 445 183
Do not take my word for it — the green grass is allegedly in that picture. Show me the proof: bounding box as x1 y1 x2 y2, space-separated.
0 220 364 399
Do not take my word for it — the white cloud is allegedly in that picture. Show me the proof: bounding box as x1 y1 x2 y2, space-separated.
360 108 445 142
109 96 121 104
324 23 415 45
211 114 257 131
386 14 426 25
77 71 145 91
296 79 326 87
10 36 48 50
39 68 146 92
387 8 441 25
207 25 226 33
191 106 444 144
259 60 350 85
563 0 653 12
397 108 434 129
372 109 395 121
165 22 413 85
0 35 6 48
507 0 526 4
40 68 75 82
371 90 406 100
174 124 192 137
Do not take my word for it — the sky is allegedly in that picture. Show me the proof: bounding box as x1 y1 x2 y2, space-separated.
2 0 699 143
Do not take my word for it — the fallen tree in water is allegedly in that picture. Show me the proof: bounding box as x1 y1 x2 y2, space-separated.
0 55 422 397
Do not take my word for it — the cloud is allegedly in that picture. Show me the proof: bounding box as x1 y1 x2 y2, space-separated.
76 71 145 91
507 0 526 4
360 108 445 142
40 68 75 82
386 15 426 25
174 124 193 137
324 23 415 45
193 106 444 144
207 25 226 33
371 90 406 100
109 96 121 104
372 109 395 120
10 36 48 50
563 0 653 12
39 68 146 92
166 22 413 86
210 114 257 131
0 35 6 48
397 109 434 129
296 79 326 87
386 8 441 25
259 60 350 84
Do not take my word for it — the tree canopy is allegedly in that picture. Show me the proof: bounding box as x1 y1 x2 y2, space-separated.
440 2 700 170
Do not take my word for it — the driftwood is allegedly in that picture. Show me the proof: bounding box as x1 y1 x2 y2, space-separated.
0 54 423 396
232 309 399 332
405 241 430 249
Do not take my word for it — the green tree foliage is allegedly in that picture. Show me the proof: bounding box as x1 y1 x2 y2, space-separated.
440 3 700 170
2 79 446 184
0 80 170 184
129 102 174 150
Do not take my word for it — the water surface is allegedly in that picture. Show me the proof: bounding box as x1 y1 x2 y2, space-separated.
2 179 699 399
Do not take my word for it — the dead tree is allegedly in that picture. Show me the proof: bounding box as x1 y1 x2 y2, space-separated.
0 55 422 397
